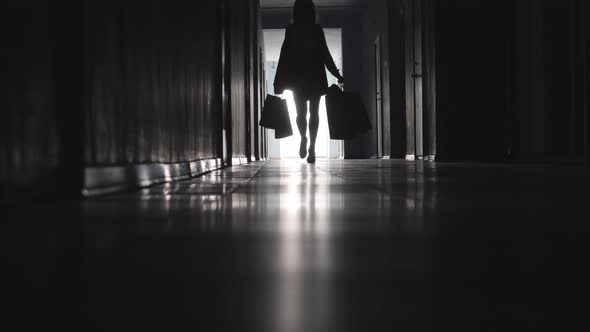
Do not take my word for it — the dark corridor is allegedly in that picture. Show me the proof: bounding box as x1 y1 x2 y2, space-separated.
2 0 590 331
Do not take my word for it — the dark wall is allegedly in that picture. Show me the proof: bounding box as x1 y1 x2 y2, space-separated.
360 0 391 159
2 0 263 198
512 0 588 162
586 1 590 164
435 0 510 161
84 0 221 165
511 0 545 160
1 1 59 191
434 0 589 163
541 0 587 161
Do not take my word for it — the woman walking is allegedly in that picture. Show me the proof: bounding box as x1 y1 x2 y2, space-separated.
274 0 344 164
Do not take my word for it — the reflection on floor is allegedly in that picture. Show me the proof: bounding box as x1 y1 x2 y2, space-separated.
8 159 590 331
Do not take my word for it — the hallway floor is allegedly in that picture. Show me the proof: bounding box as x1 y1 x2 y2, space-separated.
9 159 590 331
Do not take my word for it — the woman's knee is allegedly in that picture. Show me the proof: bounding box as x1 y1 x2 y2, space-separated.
310 98 320 112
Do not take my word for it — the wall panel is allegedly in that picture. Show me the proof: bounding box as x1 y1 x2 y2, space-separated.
509 0 587 162
0 1 59 192
84 0 221 166
362 0 391 159
435 0 509 161
229 1 249 158
2 0 265 197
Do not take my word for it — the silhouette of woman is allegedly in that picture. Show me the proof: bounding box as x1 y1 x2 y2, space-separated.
274 0 344 164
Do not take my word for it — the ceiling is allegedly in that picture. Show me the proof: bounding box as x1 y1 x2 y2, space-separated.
260 0 364 8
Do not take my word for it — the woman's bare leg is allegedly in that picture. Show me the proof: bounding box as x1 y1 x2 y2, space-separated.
307 96 321 163
294 94 308 159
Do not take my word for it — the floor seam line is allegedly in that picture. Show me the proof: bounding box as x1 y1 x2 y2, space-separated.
225 161 268 196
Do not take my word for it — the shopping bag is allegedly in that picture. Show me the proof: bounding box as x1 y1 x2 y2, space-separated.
259 94 293 139
325 84 371 140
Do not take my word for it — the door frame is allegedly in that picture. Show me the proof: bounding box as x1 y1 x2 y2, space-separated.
398 0 435 161
219 0 232 166
244 0 253 162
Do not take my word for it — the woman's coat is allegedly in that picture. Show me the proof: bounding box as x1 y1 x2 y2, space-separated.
274 23 340 99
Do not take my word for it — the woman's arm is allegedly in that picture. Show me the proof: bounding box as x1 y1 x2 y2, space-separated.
282 25 293 50
318 25 344 82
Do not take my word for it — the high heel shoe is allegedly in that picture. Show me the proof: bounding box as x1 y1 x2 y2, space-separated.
307 150 316 164
299 138 307 159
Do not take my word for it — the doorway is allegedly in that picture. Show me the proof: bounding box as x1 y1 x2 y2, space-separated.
263 28 344 159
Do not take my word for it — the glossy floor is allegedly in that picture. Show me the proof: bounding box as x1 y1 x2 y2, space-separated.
8 159 590 331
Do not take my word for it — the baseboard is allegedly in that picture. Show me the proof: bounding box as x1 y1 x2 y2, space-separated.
232 157 249 165
405 155 436 162
83 158 224 197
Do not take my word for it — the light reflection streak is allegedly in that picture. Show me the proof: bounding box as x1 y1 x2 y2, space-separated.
163 167 172 182
275 162 332 331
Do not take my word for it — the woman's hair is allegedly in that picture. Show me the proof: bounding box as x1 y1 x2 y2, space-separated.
293 0 317 24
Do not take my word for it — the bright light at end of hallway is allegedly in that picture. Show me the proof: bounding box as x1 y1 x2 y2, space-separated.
278 90 334 160
264 28 343 160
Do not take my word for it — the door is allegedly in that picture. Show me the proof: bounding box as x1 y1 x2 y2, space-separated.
403 0 429 160
423 0 436 160
403 0 416 160
375 35 384 158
